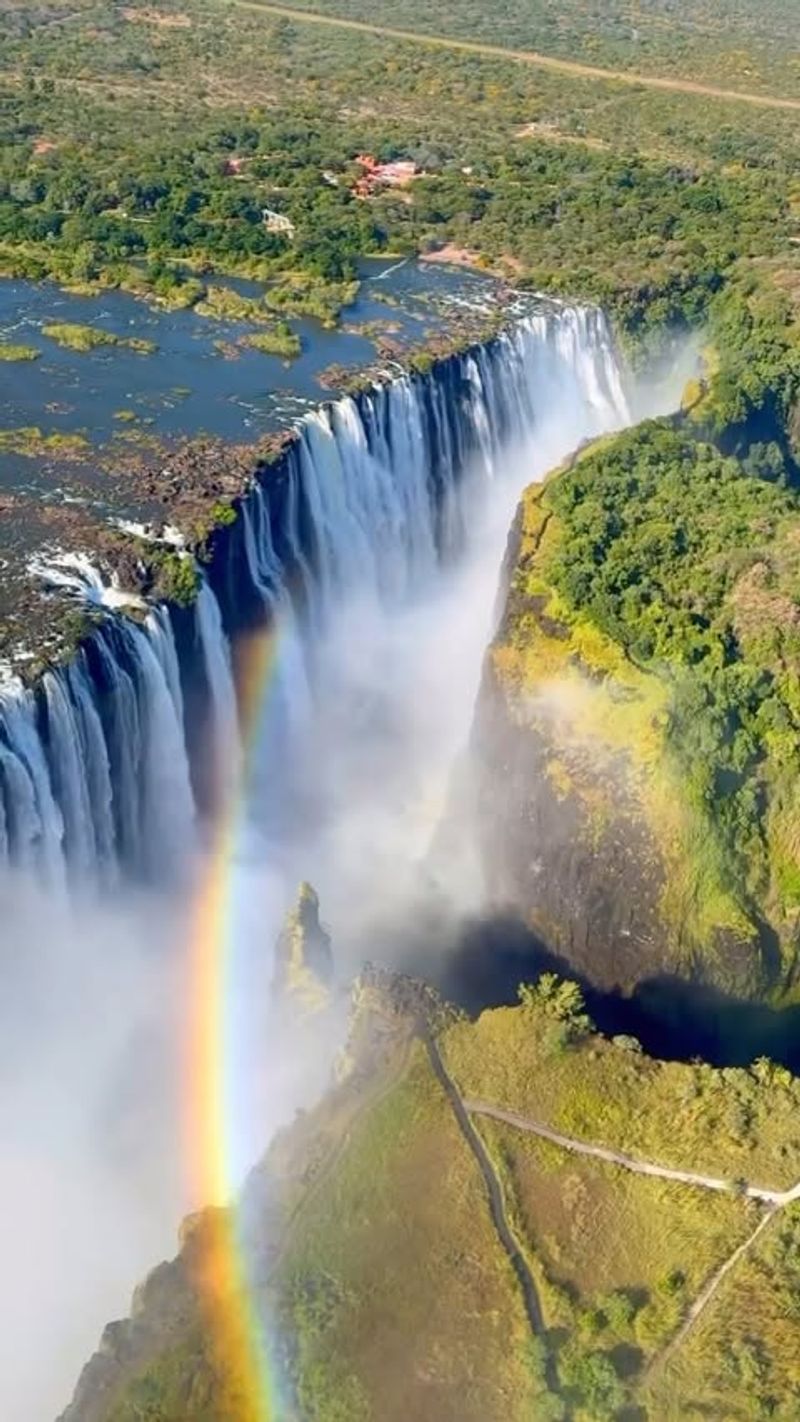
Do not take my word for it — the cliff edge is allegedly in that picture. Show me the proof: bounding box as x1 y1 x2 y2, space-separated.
471 419 800 999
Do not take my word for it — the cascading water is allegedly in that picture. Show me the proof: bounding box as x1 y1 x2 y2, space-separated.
1 301 639 1422
0 305 628 888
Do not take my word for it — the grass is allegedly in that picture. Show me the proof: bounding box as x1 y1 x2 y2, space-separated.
272 1040 546 1422
0 342 40 361
69 983 800 1420
646 1203 800 1420
442 1000 800 1189
269 996 800 1417
41 323 157 354
481 1120 753 1336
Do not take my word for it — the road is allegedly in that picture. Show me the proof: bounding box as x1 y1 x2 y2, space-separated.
231 1 800 115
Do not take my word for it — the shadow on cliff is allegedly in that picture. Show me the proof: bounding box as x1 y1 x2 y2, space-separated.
432 912 800 1072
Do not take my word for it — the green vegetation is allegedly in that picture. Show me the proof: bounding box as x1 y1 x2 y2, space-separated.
649 1202 800 1420
269 0 800 100
0 424 89 457
72 977 800 1420
0 341 40 360
446 988 800 1189
264 275 360 328
241 324 301 358
14 5 800 1418
491 312 800 989
208 500 238 528
41 322 156 354
3 0 800 348
194 285 276 323
151 551 199 606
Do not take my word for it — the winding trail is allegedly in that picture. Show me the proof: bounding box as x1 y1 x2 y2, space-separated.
231 0 800 115
421 1031 549 1356
464 1100 800 1206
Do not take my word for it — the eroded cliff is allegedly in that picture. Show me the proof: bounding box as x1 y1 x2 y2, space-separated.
471 419 800 999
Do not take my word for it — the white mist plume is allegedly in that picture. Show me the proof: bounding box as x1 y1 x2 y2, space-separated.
0 867 347 1422
0 881 185 1420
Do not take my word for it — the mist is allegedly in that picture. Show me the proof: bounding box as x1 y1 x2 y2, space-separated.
0 321 692 1420
0 882 186 1420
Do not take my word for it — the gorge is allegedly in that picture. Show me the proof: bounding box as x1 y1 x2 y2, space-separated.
7 280 800 1419
0 301 630 893
3 296 641 1420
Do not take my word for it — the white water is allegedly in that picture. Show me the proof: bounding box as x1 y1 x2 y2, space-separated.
0 303 640 1420
0 306 628 893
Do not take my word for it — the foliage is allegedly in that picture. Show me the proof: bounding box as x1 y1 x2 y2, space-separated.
208 500 238 528
498 412 800 981
0 341 39 360
558 1347 625 1419
101 989 800 1420
518 973 593 1041
242 323 301 358
274 0 800 101
263 275 360 328
1 0 800 345
153 552 199 607
41 322 156 354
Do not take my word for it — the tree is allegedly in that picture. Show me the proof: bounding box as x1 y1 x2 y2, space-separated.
560 1351 625 1419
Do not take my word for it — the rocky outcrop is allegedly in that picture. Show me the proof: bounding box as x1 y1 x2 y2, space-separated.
57 1212 219 1422
271 882 334 1014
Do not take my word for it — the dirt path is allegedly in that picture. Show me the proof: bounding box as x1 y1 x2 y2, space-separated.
231 0 800 115
646 1205 778 1379
422 1032 548 1353
465 1095 800 1370
464 1100 800 1205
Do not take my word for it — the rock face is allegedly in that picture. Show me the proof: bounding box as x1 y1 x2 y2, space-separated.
466 423 800 1000
58 1214 217 1422
271 882 334 1014
471 637 674 992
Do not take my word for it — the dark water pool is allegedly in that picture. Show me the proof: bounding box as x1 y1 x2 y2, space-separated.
438 915 800 1072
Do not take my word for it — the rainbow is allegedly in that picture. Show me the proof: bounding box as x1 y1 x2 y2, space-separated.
187 623 283 1422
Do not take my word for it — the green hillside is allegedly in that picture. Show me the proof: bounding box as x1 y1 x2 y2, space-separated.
62 970 800 1421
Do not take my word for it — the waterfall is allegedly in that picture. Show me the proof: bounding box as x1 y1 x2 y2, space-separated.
0 306 628 885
